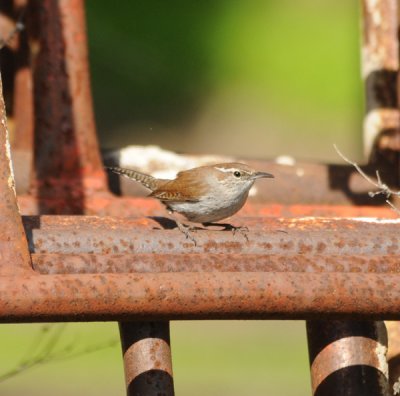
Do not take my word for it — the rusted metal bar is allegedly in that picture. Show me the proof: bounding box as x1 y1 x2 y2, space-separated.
361 0 400 159
0 73 31 275
386 321 400 392
31 253 400 275
11 0 34 194
21 216 400 255
1 272 400 322
29 0 108 213
307 321 389 395
57 0 106 191
119 322 174 396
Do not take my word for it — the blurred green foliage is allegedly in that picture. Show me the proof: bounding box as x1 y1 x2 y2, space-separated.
0 321 310 396
86 1 363 160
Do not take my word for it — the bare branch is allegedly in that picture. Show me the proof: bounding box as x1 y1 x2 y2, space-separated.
334 144 400 201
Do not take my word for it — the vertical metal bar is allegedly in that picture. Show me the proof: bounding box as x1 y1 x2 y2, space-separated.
12 0 34 194
0 72 31 275
361 0 399 159
29 0 107 213
119 322 174 396
57 0 106 189
386 322 400 393
307 321 389 395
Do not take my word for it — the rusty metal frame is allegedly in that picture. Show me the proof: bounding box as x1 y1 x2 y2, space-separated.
1 1 399 395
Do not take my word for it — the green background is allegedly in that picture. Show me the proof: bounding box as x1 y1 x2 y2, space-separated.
88 0 363 162
1 1 364 394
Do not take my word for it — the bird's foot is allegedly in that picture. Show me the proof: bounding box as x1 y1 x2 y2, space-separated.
176 220 197 246
230 225 249 242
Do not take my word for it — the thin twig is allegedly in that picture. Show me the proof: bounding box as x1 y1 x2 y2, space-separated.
0 324 118 383
334 144 400 201
0 9 25 50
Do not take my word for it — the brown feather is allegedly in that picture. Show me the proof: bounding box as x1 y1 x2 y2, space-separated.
150 169 208 202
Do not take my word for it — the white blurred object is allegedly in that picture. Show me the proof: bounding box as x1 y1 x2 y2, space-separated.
118 145 234 179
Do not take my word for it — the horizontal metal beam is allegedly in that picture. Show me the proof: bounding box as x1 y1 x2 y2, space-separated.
0 271 400 322
0 215 396 322
23 216 400 255
32 253 400 274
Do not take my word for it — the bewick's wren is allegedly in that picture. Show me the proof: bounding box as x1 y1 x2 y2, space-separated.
107 163 274 242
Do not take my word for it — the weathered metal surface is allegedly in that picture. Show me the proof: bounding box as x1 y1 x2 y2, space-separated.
0 74 31 275
1 272 400 322
22 216 400 255
386 321 400 392
31 253 400 275
119 322 174 396
361 0 399 158
57 0 107 192
29 0 108 213
307 321 389 395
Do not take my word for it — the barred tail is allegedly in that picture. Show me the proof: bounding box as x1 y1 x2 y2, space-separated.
105 166 162 191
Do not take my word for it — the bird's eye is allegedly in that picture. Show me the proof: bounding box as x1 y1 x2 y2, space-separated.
233 171 241 178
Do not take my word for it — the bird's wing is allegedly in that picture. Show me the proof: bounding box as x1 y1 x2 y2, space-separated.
149 169 207 202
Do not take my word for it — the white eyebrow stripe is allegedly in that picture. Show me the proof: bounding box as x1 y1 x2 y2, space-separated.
215 167 239 173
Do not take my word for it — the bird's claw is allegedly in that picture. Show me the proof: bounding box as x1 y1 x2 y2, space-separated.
230 225 249 242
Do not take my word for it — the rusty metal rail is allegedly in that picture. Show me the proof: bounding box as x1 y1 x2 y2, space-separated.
0 215 398 322
2 271 400 322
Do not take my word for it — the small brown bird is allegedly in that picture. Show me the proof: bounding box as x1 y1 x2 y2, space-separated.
107 163 274 242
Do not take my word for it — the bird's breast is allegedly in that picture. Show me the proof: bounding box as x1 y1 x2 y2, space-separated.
166 189 249 223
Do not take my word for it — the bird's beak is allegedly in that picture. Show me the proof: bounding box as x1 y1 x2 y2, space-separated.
253 171 274 179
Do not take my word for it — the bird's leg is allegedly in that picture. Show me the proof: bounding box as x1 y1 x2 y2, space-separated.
167 211 198 245
202 222 249 242
175 220 197 245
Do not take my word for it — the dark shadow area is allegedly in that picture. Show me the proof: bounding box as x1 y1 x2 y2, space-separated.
0 0 16 114
120 321 171 346
328 163 394 206
21 215 40 254
149 216 178 230
364 70 397 112
315 365 389 396
389 355 400 392
102 148 122 195
127 370 174 396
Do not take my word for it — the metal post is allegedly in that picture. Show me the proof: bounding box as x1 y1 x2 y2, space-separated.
361 0 399 159
0 71 31 275
307 321 389 395
119 322 174 396
29 0 107 213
